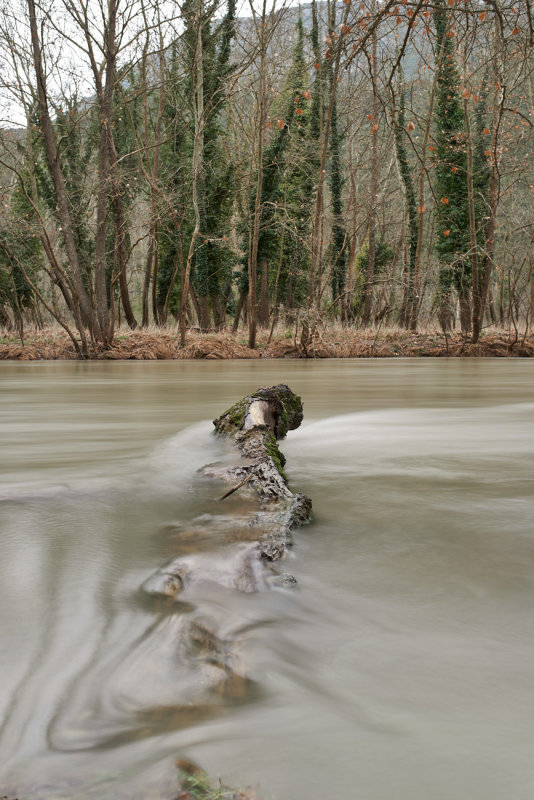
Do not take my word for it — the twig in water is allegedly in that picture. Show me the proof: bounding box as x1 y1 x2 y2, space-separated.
219 473 252 501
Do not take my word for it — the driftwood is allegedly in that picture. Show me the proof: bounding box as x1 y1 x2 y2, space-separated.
139 386 311 797
143 384 312 598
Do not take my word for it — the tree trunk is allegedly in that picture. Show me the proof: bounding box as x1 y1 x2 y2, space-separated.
198 296 211 331
180 0 205 347
232 288 247 333
26 0 97 340
308 1 351 309
258 260 270 327
478 25 504 339
362 10 379 327
463 96 477 339
144 384 311 595
247 0 269 350
142 244 154 327
92 0 118 346
140 385 311 798
0 303 12 330
109 138 137 330
210 294 225 330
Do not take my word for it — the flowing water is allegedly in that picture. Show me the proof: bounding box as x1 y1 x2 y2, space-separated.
1 359 534 800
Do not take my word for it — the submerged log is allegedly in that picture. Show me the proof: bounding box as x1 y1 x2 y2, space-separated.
140 386 311 797
145 384 311 594
209 384 312 560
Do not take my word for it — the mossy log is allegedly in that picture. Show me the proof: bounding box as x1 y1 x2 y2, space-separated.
145 384 311 595
209 384 311 560
138 387 311 797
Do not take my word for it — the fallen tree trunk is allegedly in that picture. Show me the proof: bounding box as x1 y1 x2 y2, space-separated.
210 384 312 560
144 385 312 597
138 386 311 798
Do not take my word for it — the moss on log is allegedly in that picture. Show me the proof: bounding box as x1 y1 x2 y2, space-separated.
210 384 312 562
213 384 304 440
139 386 311 797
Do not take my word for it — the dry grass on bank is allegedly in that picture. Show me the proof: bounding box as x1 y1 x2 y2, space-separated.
1 324 533 360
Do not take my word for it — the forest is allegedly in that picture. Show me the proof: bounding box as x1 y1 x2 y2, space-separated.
0 0 533 357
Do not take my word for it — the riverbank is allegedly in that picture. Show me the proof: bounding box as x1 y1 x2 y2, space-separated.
1 325 533 360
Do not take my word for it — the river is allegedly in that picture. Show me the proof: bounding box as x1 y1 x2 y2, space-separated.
1 359 533 800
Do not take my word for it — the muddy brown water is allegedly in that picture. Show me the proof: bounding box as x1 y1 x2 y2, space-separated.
1 359 534 800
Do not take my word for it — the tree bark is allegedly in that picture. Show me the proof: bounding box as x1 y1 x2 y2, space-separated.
362 9 379 326
92 0 118 346
26 0 97 339
258 260 270 327
109 138 137 329
247 0 269 350
180 0 205 347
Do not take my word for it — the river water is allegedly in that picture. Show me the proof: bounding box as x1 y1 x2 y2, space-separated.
1 359 533 800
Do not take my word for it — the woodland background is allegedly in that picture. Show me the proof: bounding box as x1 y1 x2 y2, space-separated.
0 0 533 356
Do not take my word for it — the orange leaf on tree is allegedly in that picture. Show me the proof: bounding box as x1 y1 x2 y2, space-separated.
451 165 458 172
418 205 426 213
441 197 449 204
443 229 451 236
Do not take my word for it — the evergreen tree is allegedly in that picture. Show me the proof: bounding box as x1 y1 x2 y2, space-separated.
0 176 41 329
181 0 236 330
156 41 190 323
393 69 418 329
326 4 347 317
433 0 471 332
236 13 313 326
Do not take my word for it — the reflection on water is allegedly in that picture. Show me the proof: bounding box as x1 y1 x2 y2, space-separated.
1 360 534 800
